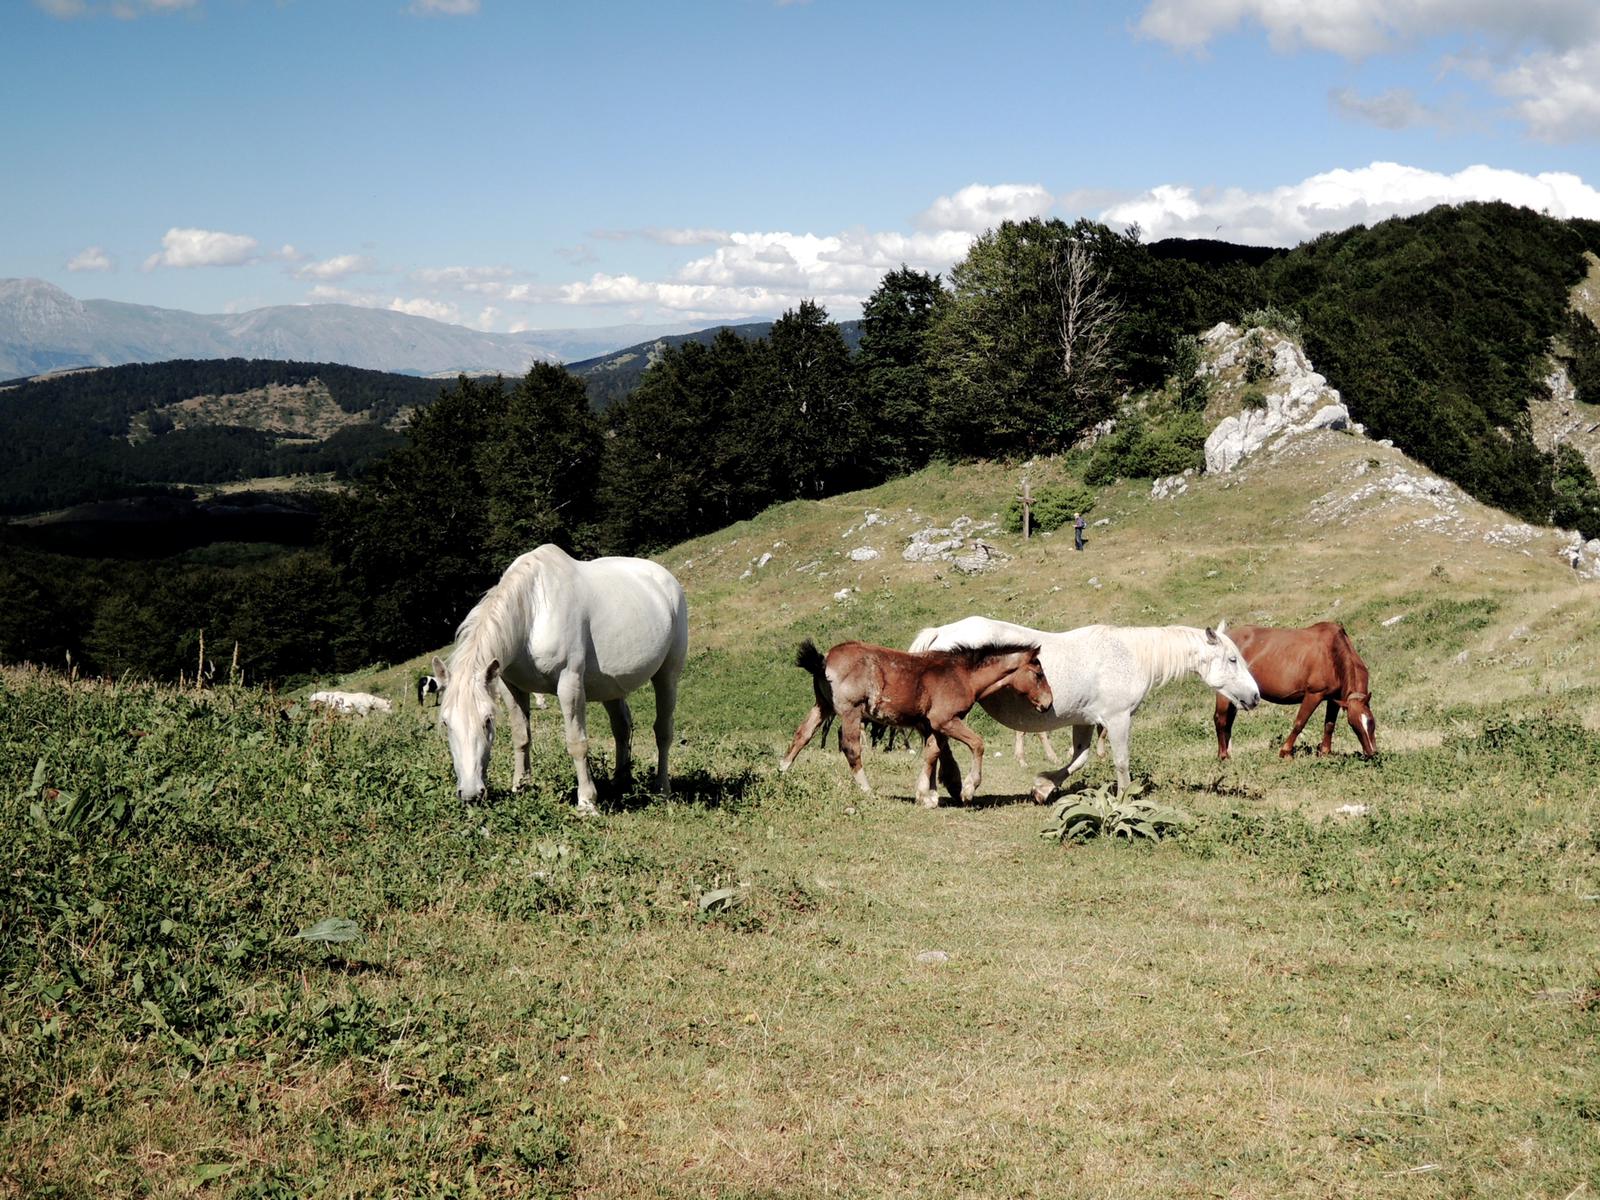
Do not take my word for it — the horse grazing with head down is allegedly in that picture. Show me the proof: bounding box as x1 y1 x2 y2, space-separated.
910 616 1261 799
779 639 1053 807
432 544 688 813
1214 622 1375 759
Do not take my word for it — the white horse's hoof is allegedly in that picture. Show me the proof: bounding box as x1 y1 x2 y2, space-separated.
777 758 791 774
918 792 939 808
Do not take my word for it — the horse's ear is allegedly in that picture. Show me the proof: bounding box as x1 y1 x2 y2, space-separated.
430 656 448 684
1216 619 1228 636
1205 626 1219 644
484 658 500 686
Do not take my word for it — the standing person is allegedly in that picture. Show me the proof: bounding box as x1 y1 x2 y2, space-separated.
1073 511 1086 551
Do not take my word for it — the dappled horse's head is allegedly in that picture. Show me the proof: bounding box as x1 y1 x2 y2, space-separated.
1199 622 1261 711
1342 690 1377 757
432 653 498 802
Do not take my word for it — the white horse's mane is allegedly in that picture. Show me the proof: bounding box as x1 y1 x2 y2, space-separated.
446 550 554 682
1102 624 1216 690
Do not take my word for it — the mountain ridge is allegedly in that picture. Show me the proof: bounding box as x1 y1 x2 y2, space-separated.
0 278 730 379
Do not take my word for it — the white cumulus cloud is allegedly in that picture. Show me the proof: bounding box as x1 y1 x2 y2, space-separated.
410 265 516 288
36 0 200 16
1100 161 1600 245
1137 0 1600 142
915 183 1054 233
1493 43 1600 140
409 0 477 14
293 253 378 280
388 296 461 323
67 245 115 272
143 227 259 270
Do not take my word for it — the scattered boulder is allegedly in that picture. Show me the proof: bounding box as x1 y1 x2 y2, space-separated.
902 515 999 564
1151 472 1189 501
952 540 1006 575
309 691 392 715
848 546 880 562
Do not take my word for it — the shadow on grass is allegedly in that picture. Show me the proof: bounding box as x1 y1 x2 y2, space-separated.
605 765 762 814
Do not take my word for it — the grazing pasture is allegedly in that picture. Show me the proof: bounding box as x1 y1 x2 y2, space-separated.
4 448 1599 1198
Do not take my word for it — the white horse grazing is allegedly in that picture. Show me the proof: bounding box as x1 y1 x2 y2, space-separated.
432 544 689 813
910 616 1260 799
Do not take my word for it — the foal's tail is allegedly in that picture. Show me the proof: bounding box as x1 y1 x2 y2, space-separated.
794 639 836 716
795 638 826 676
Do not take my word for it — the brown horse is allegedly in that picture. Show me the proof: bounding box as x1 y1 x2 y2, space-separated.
779 639 1054 807
1215 622 1376 759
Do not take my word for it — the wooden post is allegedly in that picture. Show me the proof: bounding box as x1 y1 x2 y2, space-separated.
1021 479 1033 541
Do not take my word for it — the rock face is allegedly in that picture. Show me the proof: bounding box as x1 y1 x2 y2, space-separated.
1202 323 1354 474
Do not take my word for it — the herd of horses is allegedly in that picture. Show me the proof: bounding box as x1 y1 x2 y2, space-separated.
433 545 1376 811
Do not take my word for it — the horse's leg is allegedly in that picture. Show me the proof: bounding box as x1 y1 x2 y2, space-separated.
1040 732 1061 765
650 670 677 798
937 717 985 803
839 707 871 793
936 735 963 801
1214 695 1237 761
1318 697 1339 756
1280 695 1322 758
916 734 942 806
1031 724 1095 803
603 698 634 791
1013 729 1028 764
500 679 532 791
556 672 598 814
1103 712 1133 798
780 704 827 772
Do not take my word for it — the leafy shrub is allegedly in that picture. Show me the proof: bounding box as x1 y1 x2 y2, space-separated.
1240 305 1303 337
1169 334 1211 413
1241 329 1273 383
1550 443 1600 540
1004 483 1096 533
1085 412 1208 484
1564 311 1600 406
1240 387 1268 411
1040 781 1194 842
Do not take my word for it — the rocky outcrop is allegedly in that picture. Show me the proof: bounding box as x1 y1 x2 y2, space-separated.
1201 323 1355 474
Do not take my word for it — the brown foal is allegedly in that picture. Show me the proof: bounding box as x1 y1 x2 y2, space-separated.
778 639 1054 807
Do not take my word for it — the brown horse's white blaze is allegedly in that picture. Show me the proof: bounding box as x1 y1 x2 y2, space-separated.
778 639 1053 806
1214 622 1376 760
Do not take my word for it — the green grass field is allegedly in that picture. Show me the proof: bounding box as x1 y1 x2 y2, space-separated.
4 439 1598 1198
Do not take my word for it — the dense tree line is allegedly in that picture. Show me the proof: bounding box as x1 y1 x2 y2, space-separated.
6 202 1600 683
0 359 437 513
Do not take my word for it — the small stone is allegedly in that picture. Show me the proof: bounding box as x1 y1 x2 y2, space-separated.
915 950 949 964
849 546 880 562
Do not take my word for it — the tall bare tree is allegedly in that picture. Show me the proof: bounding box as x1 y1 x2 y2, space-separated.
1053 235 1122 408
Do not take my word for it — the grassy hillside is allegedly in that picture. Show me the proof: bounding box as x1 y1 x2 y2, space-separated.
5 429 1599 1197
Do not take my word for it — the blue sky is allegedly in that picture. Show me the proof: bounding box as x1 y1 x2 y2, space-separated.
5 0 1599 331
